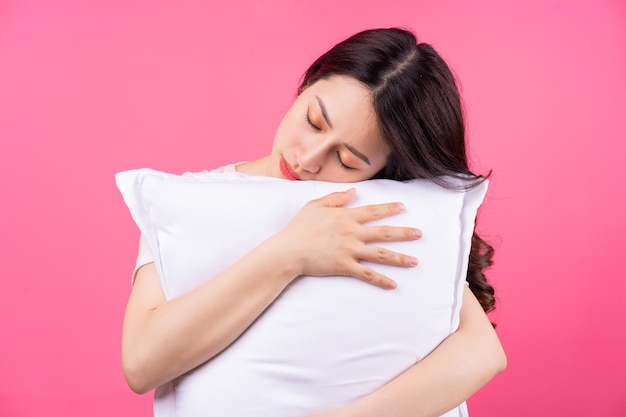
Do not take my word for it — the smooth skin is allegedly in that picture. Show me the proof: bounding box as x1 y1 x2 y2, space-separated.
122 75 506 415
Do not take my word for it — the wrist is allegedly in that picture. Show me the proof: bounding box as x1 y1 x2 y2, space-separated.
268 228 309 274
256 232 302 283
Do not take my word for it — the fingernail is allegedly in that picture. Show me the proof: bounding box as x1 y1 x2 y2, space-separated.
396 202 405 211
409 256 418 266
414 229 422 239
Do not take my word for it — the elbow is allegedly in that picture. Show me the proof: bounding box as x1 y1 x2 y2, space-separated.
488 335 508 376
124 373 153 395
495 345 508 374
122 350 157 395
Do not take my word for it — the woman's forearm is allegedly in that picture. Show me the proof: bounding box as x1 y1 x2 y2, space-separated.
122 235 298 394
346 286 507 417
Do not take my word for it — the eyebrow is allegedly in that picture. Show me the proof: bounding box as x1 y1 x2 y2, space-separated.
315 95 333 128
343 143 371 166
315 95 371 166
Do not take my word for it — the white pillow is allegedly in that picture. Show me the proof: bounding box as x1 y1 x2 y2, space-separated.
116 168 487 417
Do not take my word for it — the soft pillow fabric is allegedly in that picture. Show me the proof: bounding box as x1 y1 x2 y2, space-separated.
116 168 488 417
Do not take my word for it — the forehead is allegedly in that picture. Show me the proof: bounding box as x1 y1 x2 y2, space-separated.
303 75 388 162
304 75 373 120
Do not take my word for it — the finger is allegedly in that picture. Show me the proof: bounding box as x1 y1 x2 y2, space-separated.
360 225 422 242
314 188 356 208
349 201 406 223
350 264 398 290
356 245 419 268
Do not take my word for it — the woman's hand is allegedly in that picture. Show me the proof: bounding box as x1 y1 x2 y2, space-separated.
275 188 421 289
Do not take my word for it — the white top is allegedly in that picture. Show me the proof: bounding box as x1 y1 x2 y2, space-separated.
133 163 240 279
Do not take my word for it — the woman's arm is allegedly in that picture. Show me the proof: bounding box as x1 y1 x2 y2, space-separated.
122 240 295 394
122 190 419 393
308 286 507 417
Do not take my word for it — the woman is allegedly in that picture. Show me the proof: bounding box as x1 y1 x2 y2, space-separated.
122 27 506 416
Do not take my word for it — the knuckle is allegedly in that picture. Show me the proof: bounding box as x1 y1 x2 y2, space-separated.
387 203 399 214
376 248 388 260
336 258 349 271
374 275 387 288
362 268 375 281
379 226 393 240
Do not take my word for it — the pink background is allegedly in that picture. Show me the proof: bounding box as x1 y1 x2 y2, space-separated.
1 0 625 415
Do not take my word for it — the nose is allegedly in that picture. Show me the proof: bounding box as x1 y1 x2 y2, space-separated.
295 139 328 174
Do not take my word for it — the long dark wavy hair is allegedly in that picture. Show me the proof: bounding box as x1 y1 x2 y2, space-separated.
299 28 496 315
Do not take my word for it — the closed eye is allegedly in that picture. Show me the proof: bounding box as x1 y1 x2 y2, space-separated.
336 151 355 170
306 112 321 131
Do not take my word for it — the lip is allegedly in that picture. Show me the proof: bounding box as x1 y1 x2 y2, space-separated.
280 157 300 180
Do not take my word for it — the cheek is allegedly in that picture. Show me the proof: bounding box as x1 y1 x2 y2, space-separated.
318 168 375 183
276 111 304 145
272 121 293 150
359 169 382 181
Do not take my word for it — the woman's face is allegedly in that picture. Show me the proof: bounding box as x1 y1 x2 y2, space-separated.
269 75 390 182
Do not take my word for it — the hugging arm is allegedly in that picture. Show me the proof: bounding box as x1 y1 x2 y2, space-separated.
122 189 506 414
122 190 418 393
308 286 507 417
